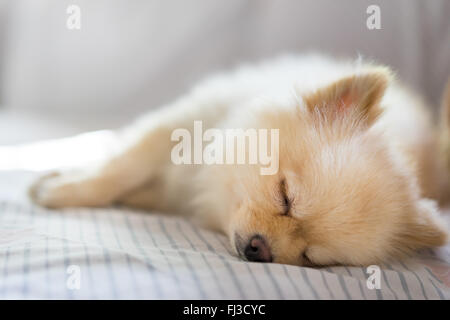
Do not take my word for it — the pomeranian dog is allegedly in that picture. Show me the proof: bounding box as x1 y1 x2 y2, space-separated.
30 54 450 266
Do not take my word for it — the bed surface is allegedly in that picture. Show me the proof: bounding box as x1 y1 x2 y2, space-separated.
1 169 449 300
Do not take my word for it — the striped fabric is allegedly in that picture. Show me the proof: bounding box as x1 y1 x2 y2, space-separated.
0 171 449 299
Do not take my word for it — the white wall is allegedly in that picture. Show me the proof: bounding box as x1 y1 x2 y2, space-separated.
0 0 449 132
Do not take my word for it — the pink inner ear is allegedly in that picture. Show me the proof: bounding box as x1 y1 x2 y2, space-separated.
337 89 355 112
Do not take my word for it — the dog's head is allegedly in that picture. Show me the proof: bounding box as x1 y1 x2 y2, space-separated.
208 68 448 266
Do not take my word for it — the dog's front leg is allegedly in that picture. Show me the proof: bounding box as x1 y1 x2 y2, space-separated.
29 122 174 208
30 93 228 209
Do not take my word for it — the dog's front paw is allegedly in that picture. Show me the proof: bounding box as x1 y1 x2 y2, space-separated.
29 171 92 208
29 170 113 208
29 172 69 208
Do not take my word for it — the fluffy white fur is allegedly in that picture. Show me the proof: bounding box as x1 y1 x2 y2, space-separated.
30 54 450 266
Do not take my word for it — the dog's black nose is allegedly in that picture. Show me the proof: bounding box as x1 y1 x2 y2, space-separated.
244 235 272 262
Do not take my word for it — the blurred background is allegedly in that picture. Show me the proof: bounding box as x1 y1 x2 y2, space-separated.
0 0 449 146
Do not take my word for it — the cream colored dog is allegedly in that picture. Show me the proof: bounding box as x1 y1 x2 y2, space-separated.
31 54 450 266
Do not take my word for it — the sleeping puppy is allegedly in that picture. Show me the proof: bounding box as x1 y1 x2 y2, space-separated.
30 54 450 266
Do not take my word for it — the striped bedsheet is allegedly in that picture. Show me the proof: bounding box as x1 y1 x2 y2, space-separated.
0 171 449 300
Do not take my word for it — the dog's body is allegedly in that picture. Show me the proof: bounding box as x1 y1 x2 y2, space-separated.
31 54 450 266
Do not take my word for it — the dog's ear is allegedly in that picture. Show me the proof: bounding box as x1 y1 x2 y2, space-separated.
395 199 448 253
303 67 392 126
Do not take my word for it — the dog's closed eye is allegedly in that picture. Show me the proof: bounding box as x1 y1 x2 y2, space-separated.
280 179 291 216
